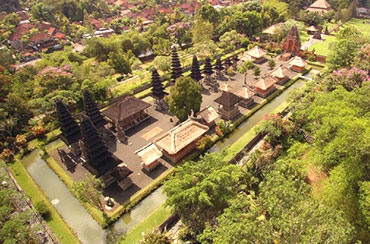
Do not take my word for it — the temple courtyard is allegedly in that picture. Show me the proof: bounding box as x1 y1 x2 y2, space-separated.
51 51 302 206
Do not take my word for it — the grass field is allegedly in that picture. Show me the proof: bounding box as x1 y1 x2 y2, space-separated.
308 18 370 56
9 159 80 244
120 205 172 244
308 35 337 56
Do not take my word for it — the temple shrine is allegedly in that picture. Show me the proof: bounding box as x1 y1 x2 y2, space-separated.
281 26 301 57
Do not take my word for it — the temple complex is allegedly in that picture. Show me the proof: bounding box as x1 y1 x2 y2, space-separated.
153 119 209 163
307 0 332 13
253 75 277 98
214 88 241 120
55 100 81 156
246 46 267 63
103 96 151 133
235 87 255 108
271 65 291 85
282 26 301 56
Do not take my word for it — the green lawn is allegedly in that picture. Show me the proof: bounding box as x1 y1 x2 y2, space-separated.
9 159 80 244
344 18 370 36
308 35 337 56
120 205 172 244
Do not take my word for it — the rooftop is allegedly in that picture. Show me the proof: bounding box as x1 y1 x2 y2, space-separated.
247 46 267 59
103 96 151 123
153 119 209 155
289 56 308 68
254 75 277 90
309 0 331 9
197 106 219 124
135 143 163 166
214 91 241 108
271 65 291 79
235 87 255 99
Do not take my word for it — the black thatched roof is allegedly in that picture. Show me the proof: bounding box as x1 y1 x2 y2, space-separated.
80 115 120 177
55 100 81 145
83 89 107 129
171 47 182 82
203 57 214 76
190 55 203 81
214 91 241 108
103 96 151 123
151 68 167 99
215 58 224 71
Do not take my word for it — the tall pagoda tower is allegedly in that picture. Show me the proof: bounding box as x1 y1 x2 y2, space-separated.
83 89 107 129
224 57 232 70
171 47 183 82
55 100 81 156
215 57 224 80
151 68 167 100
79 115 119 177
282 26 301 55
190 55 203 82
203 57 214 77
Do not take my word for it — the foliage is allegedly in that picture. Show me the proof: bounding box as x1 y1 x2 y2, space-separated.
73 174 104 212
215 120 232 137
253 66 261 77
195 135 213 151
218 30 248 52
153 56 171 72
35 201 50 219
166 77 202 122
192 18 214 43
164 153 243 232
140 230 172 244
272 19 305 42
268 59 276 70
359 181 370 230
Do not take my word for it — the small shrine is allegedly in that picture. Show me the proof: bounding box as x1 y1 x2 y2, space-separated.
235 87 255 108
135 143 163 171
153 119 209 163
288 57 308 73
196 106 219 127
214 57 225 80
253 75 277 98
214 89 241 120
282 26 301 56
270 65 291 85
246 46 267 64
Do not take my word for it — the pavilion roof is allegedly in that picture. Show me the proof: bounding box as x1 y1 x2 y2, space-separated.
235 87 255 99
135 143 162 166
254 76 277 91
214 91 241 108
309 0 331 9
289 57 308 68
219 83 232 92
247 46 267 59
103 96 151 123
197 106 219 124
153 119 209 155
271 65 291 79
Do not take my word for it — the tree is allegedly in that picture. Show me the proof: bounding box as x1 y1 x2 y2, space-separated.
166 77 202 122
190 55 203 82
164 153 243 232
153 55 171 72
327 39 358 70
73 174 104 211
218 30 248 52
107 52 131 75
171 47 182 82
237 61 254 85
140 230 172 244
359 181 370 230
192 18 214 43
268 59 276 70
253 66 261 77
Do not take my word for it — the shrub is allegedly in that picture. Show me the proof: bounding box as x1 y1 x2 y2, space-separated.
254 66 261 77
196 135 213 151
35 201 50 219
0 149 14 163
227 66 234 76
268 59 276 70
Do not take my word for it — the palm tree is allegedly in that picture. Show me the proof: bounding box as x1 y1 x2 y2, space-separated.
237 61 254 86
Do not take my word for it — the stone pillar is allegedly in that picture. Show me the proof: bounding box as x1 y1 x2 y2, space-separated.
70 142 81 156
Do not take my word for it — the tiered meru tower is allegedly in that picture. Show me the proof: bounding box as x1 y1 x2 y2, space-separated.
55 100 81 156
190 55 203 82
171 47 183 82
83 89 107 130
